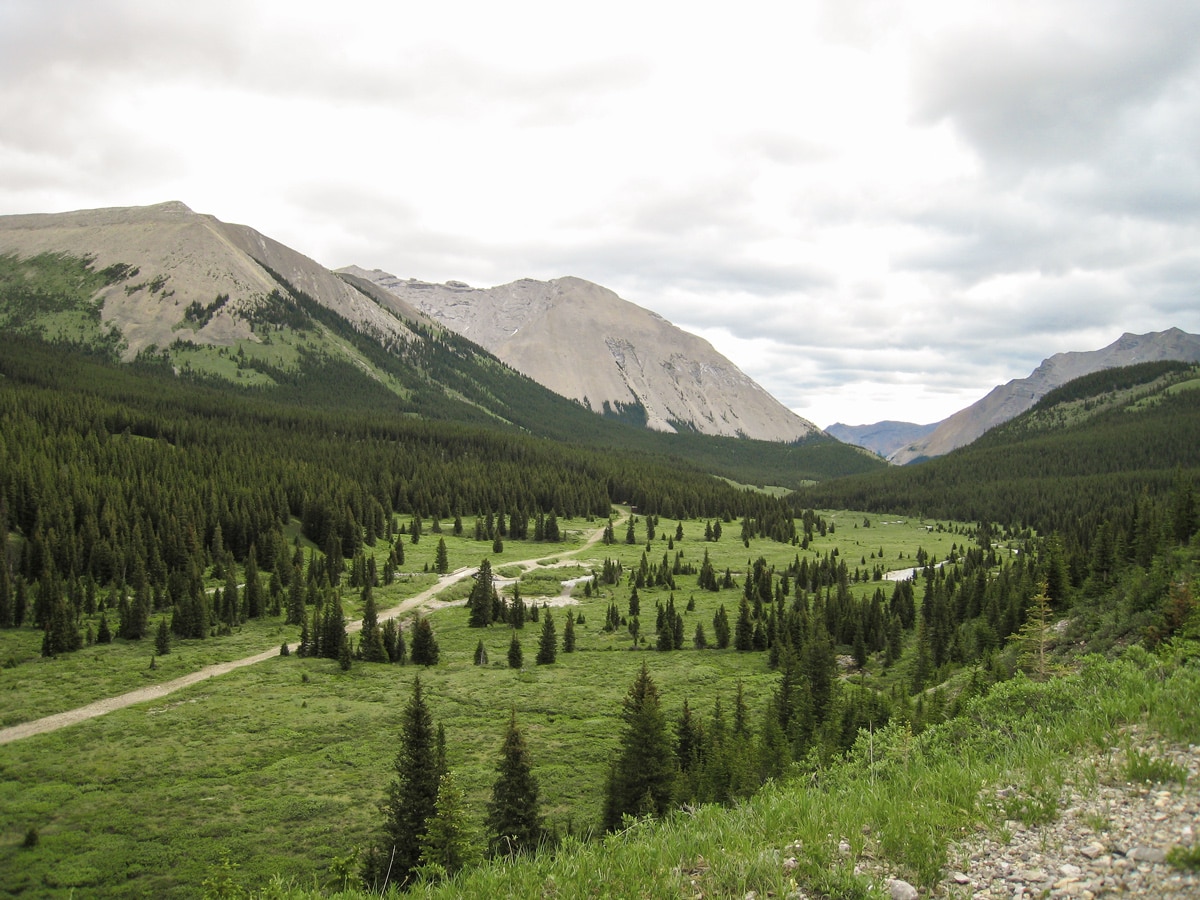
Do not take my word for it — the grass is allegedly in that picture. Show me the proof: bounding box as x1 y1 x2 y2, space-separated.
227 642 1200 900
0 510 984 897
1124 747 1189 786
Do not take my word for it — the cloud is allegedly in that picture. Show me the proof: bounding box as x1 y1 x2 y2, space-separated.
3 0 1200 429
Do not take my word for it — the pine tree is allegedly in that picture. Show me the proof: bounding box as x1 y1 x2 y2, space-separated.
562 612 576 653
155 617 171 655
602 662 677 830
369 676 444 890
507 632 523 669
487 710 543 857
359 587 388 662
468 559 495 628
243 546 263 619
381 618 399 662
410 615 439 666
713 604 731 649
417 771 478 881
536 609 556 664
435 539 449 575
1017 583 1055 682
474 640 488 666
734 597 754 651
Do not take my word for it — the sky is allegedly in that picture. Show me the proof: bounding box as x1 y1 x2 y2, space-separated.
2 0 1199 428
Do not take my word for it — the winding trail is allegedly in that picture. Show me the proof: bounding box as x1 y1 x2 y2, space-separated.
0 514 623 746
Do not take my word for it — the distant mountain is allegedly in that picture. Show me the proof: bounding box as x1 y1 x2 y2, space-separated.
341 267 822 443
825 421 938 459
889 328 1200 464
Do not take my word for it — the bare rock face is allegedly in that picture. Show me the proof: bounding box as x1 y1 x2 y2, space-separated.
0 202 424 359
890 328 1200 464
341 268 822 442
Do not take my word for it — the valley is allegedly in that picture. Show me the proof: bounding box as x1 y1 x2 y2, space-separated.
0 233 1197 899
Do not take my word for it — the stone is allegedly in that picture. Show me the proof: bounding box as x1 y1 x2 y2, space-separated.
887 879 918 900
1126 846 1167 863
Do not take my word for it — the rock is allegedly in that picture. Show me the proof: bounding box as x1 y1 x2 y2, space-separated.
1059 863 1083 877
1126 846 1167 863
1080 841 1106 860
950 870 970 884
887 879 918 900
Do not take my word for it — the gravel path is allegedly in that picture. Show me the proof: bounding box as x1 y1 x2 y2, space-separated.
931 729 1200 899
0 515 620 746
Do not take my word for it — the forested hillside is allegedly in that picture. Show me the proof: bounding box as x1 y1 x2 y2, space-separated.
0 250 879 490
798 361 1200 549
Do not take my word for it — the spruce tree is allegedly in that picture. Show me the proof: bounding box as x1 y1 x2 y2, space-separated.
507 632 523 669
435 538 449 575
381 618 399 662
602 662 676 830
418 771 478 880
96 612 112 644
243 546 263 619
359 587 388 662
370 676 444 890
487 710 543 857
734 596 754 651
536 609 556 664
562 612 576 653
155 617 171 655
468 559 495 628
713 604 731 649
474 639 488 666
410 615 439 666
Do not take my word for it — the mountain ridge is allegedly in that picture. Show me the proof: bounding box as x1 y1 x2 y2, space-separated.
888 327 1200 464
340 266 822 443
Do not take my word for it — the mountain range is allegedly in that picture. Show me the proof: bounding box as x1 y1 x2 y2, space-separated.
4 201 1198 469
0 201 818 445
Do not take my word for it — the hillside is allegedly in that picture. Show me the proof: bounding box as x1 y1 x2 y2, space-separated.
799 360 1200 543
0 204 878 488
890 329 1200 464
341 267 822 443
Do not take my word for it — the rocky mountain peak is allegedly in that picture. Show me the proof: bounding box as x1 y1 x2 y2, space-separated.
343 268 821 442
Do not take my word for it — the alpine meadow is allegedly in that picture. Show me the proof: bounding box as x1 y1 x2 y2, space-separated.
1 224 1199 900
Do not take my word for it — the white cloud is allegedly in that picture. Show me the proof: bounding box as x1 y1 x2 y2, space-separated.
3 0 1200 429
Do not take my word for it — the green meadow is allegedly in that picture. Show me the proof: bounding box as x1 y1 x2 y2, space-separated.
0 510 971 898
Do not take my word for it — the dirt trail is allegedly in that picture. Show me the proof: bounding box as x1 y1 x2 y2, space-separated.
0 514 622 746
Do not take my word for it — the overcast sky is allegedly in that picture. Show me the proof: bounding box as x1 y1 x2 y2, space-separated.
3 1 1199 428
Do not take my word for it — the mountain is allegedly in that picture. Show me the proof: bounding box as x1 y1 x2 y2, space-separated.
0 201 879 488
340 267 822 443
889 328 1200 465
0 201 431 358
798 359 1200 540
824 420 938 459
